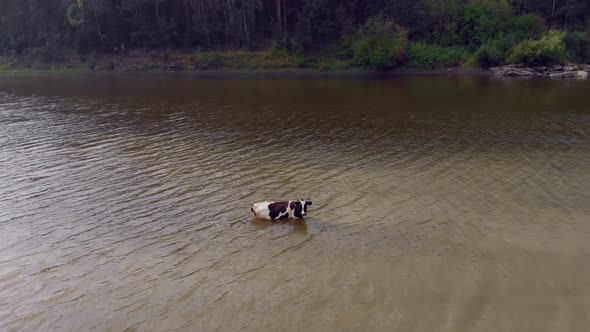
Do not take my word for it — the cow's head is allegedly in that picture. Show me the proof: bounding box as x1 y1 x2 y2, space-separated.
290 199 313 218
301 199 313 217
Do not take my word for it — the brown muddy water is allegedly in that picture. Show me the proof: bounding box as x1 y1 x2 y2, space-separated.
0 74 589 331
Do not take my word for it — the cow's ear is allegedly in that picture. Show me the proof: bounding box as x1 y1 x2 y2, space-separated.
307 201 312 205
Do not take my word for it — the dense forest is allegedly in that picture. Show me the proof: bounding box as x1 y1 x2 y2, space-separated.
0 0 589 69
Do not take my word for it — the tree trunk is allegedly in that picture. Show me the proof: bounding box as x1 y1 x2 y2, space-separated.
277 0 282 37
563 0 571 30
282 0 287 44
91 0 103 40
226 3 230 42
184 0 191 47
154 0 160 27
551 0 556 28
200 0 210 46
242 0 249 44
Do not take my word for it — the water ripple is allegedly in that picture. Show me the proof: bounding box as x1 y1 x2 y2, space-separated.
0 75 589 331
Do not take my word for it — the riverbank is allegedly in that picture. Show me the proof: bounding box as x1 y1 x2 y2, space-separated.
490 63 590 79
0 50 350 73
0 66 488 79
0 50 588 79
0 51 489 79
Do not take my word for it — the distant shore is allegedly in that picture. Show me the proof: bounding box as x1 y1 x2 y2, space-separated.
0 67 490 79
0 50 480 76
0 50 587 79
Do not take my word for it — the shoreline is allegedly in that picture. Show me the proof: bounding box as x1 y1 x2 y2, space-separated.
1 50 587 79
0 67 490 79
0 63 587 80
0 69 586 80
0 50 489 78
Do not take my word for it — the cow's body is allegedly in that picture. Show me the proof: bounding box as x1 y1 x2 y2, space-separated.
251 199 313 220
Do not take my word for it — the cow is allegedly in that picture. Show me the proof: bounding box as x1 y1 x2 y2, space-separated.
251 199 313 220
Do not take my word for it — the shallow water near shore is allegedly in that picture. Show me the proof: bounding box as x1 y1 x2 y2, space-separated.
1 74 589 331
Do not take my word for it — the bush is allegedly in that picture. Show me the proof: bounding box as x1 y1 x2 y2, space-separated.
507 14 545 41
460 2 543 48
337 35 354 59
194 51 223 69
294 2 339 51
97 61 115 71
434 22 464 47
318 61 348 72
27 44 67 63
270 41 289 59
507 30 566 66
565 31 590 63
291 54 309 68
407 42 471 69
461 0 513 46
473 43 505 67
471 34 517 67
466 13 545 68
288 38 304 56
350 17 408 69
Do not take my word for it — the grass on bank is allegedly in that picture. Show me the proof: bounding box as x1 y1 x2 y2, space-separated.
153 8 589 71
194 50 295 70
193 46 353 72
192 18 588 72
1 28 588 73
0 64 89 74
0 64 34 73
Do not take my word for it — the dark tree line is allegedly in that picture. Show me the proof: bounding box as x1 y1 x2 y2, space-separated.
0 0 588 58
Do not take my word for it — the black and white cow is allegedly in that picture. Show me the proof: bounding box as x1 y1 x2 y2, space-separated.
251 199 313 220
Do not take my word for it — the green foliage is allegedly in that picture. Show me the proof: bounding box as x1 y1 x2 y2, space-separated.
507 14 545 41
291 55 309 68
288 38 305 56
190 50 310 70
470 34 518 67
565 31 590 63
28 45 67 64
194 51 223 69
465 13 546 68
507 30 567 66
461 0 513 46
472 43 505 67
96 61 116 71
434 22 464 46
1 0 589 69
318 61 348 72
294 1 339 51
350 17 408 69
270 41 289 59
407 42 471 68
336 35 354 59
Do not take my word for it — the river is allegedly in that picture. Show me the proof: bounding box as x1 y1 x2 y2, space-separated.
1 74 589 331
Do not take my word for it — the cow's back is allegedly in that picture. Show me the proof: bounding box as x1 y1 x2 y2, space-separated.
252 201 291 220
251 202 271 220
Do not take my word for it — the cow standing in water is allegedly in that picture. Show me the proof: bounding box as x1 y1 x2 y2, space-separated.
251 199 313 220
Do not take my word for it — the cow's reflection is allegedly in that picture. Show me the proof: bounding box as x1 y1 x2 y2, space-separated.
251 217 308 235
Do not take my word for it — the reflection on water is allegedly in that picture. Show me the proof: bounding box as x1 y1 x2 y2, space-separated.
0 74 589 331
252 218 309 235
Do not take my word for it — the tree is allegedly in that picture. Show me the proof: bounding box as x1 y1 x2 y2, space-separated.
0 0 587 68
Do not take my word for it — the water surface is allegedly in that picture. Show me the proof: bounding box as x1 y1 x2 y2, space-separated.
1 74 589 331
